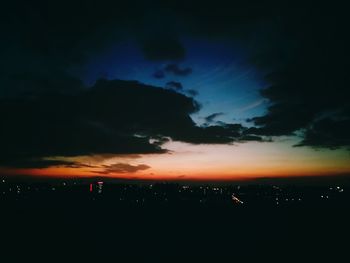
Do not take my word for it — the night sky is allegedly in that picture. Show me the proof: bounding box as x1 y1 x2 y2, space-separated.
1 0 350 181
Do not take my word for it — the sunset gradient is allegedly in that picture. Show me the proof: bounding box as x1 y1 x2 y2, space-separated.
3 138 349 181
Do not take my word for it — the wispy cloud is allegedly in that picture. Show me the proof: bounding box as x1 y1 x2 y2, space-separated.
93 163 150 174
237 99 267 113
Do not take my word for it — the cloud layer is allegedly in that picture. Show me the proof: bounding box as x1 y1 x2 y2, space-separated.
1 0 349 174
246 4 350 149
0 79 259 168
95 163 151 174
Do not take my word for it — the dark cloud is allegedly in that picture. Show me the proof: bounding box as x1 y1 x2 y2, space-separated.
165 81 183 90
185 89 198 97
141 36 185 61
0 159 79 169
240 4 350 149
296 118 350 150
164 64 192 76
1 0 192 97
0 0 293 82
205 112 224 123
2 0 347 156
152 70 165 79
248 102 317 136
0 71 84 98
153 64 192 81
239 135 263 142
95 163 151 174
0 79 258 169
172 123 263 144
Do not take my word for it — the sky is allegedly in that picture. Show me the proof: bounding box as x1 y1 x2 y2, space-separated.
1 0 350 181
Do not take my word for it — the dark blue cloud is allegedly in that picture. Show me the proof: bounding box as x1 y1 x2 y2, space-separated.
164 64 192 76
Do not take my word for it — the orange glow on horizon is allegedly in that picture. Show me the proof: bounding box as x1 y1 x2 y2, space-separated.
2 163 349 182
1 140 350 181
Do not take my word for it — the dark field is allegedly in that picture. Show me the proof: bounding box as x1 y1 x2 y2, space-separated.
1 182 349 262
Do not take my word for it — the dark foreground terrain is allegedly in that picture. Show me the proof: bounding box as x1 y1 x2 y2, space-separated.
1 182 349 262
